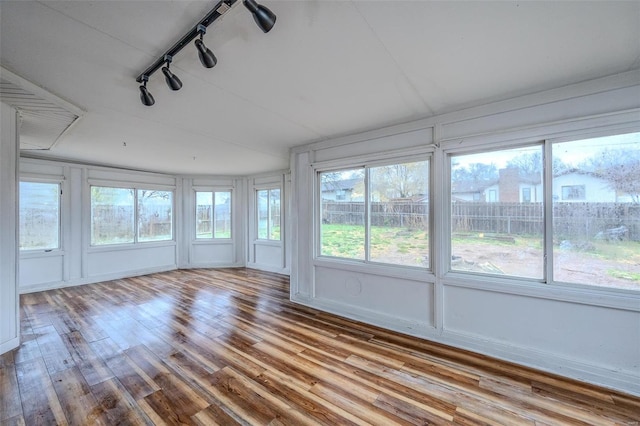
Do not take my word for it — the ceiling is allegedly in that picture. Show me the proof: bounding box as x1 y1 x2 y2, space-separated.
1 1 639 176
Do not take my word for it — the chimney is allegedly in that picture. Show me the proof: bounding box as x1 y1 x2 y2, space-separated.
499 167 520 202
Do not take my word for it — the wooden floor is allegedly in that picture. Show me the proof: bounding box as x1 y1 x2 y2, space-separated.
1 269 638 425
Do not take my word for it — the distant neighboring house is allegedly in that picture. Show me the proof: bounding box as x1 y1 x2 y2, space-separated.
483 168 543 203
552 170 617 202
321 177 363 202
452 167 631 203
451 180 495 202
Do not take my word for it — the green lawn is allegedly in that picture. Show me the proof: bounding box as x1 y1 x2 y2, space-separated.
321 224 428 266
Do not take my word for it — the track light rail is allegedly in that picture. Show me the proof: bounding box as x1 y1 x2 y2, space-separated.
135 0 238 83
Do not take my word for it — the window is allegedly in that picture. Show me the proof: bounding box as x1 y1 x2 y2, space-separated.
91 186 173 245
137 190 173 242
451 146 544 279
319 159 430 268
257 189 280 240
552 132 640 289
561 185 585 200
522 187 531 203
196 191 232 239
19 181 60 250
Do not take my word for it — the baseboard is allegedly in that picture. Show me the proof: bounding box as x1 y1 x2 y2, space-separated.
291 294 434 336
246 262 290 276
438 329 640 397
291 295 640 397
19 264 178 294
0 336 20 355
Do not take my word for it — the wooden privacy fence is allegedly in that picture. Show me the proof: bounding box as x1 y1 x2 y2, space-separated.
322 201 640 240
322 201 429 228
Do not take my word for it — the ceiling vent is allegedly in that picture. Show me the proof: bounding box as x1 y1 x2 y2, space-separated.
0 66 84 150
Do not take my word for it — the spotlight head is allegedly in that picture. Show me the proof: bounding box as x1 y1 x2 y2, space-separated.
139 75 155 106
194 38 217 68
243 0 276 33
162 66 182 91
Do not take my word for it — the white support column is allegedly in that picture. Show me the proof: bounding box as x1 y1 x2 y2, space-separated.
0 102 20 354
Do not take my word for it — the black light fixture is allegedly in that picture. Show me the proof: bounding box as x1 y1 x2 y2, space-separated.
135 0 276 106
161 55 183 90
139 75 155 106
195 25 217 68
243 0 276 33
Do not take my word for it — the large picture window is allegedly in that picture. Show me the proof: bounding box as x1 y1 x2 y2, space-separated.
91 186 173 246
257 189 281 240
196 191 232 239
448 131 639 290
19 181 60 251
319 159 430 268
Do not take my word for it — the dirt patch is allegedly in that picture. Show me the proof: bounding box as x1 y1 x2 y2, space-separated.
452 243 640 291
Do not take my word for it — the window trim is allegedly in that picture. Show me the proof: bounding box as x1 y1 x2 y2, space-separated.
315 155 432 270
19 179 62 252
256 187 282 241
89 185 175 247
194 189 233 241
442 128 640 295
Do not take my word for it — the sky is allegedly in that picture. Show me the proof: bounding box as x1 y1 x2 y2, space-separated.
453 131 640 169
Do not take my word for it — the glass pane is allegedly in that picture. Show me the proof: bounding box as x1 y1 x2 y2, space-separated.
214 191 232 238
257 190 269 239
320 169 365 259
138 190 173 242
196 191 213 239
269 189 281 240
369 160 429 267
19 182 60 250
451 146 544 279
553 132 640 290
91 187 134 245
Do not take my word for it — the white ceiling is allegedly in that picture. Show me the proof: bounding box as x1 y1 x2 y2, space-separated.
1 1 639 176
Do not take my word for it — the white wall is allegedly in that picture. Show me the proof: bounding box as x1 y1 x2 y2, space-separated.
19 159 180 292
19 160 253 292
0 102 19 354
290 70 640 396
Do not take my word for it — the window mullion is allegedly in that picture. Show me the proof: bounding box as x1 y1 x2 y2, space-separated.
134 188 139 243
364 167 370 262
543 140 554 284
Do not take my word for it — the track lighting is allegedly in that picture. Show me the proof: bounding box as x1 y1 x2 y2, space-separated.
161 55 183 91
195 25 217 68
135 0 276 106
139 75 155 106
243 0 276 33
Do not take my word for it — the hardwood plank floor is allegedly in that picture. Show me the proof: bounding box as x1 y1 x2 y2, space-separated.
1 268 638 425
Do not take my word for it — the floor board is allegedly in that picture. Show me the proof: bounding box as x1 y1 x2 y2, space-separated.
1 268 638 425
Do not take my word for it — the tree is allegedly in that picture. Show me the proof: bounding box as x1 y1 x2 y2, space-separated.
506 152 542 177
581 149 640 203
370 161 428 200
451 162 498 184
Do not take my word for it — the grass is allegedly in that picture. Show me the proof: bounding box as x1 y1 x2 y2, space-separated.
608 270 640 283
322 225 640 286
321 224 428 263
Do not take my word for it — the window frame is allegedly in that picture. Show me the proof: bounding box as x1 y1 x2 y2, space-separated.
194 189 233 240
256 187 282 241
89 184 175 247
442 127 640 295
315 154 432 271
19 178 62 252
447 142 546 282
